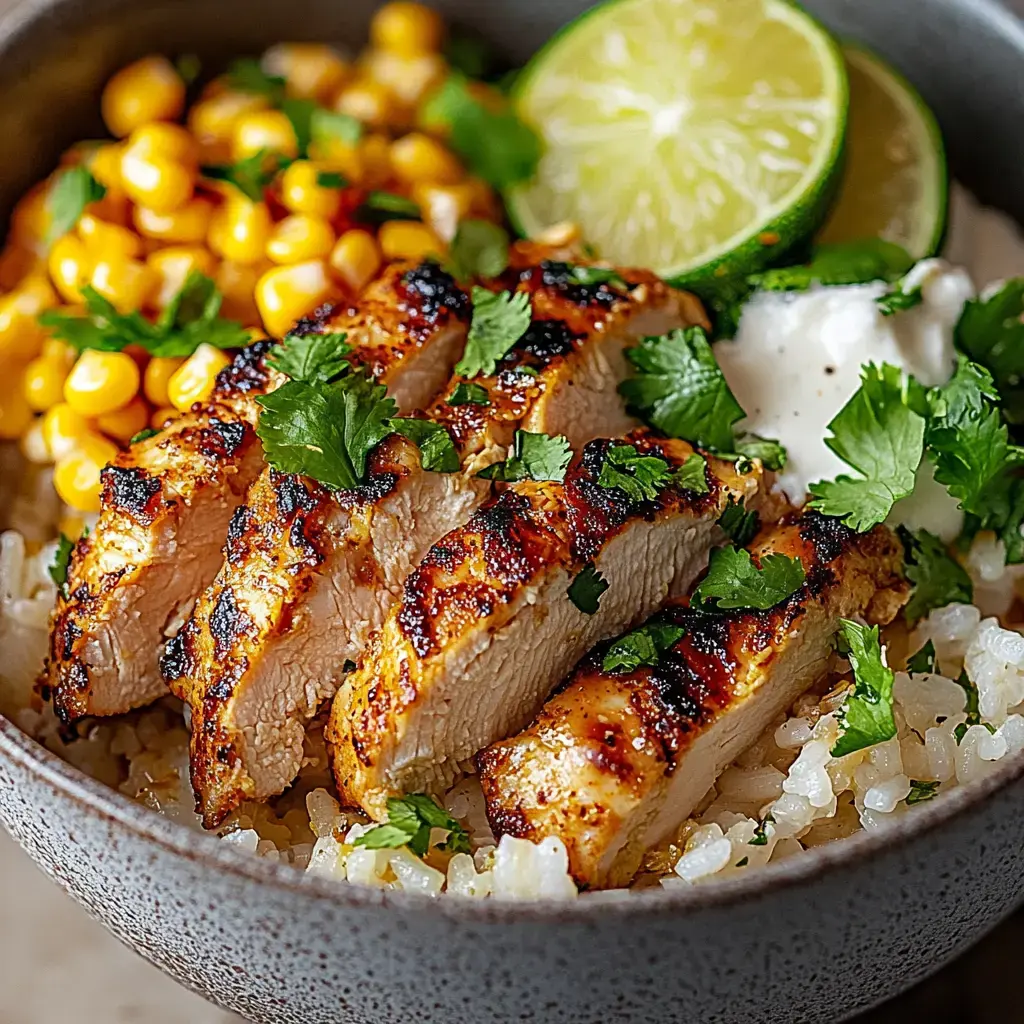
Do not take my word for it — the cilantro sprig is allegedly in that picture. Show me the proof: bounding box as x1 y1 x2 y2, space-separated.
353 794 470 857
39 272 250 357
596 444 673 502
48 533 75 599
391 418 459 473
897 526 973 624
717 497 759 546
675 453 710 494
477 430 571 483
830 620 897 758
906 780 940 805
201 148 291 202
906 639 936 675
692 545 805 612
266 331 351 383
568 563 608 615
447 382 490 406
445 220 510 282
46 165 106 246
602 622 685 674
455 287 532 378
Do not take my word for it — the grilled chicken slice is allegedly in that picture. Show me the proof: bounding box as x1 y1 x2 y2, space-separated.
46 260 472 724
173 253 707 827
477 512 909 890
328 432 766 819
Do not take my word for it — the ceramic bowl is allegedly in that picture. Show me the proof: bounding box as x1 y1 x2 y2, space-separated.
2 1 1024 1022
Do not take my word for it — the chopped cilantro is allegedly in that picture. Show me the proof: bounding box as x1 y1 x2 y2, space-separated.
422 73 541 189
226 58 286 102
748 813 775 846
753 240 913 292
201 148 288 202
266 331 351 383
906 780 940 805
129 427 159 445
877 282 924 317
568 563 608 615
602 622 685 674
310 107 363 147
596 444 671 502
444 33 494 78
445 219 510 282
952 670 994 743
40 272 249 357
477 430 571 483
717 497 759 547
316 170 346 189
455 287 532 379
391 418 459 473
693 545 805 612
175 53 201 85
731 433 788 472
49 533 75 598
353 793 470 857
357 191 422 224
675 453 710 494
569 265 628 290
897 526 973 624
447 382 490 406
906 639 936 675
277 97 318 156
257 369 396 490
735 856 749 867
807 363 926 531
620 326 745 453
46 165 106 246
830 620 897 758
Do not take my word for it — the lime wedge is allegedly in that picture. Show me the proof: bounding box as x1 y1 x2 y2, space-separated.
505 0 848 285
817 43 947 258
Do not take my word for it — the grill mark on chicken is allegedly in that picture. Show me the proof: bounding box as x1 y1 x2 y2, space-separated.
399 261 471 320
100 466 163 523
477 513 909 889
198 418 247 460
212 338 275 398
290 302 337 337
518 260 622 308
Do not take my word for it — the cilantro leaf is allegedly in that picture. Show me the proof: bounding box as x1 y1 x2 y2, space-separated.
731 433 788 472
687 274 757 341
753 240 914 292
280 97 317 156
257 370 397 490
954 279 1024 432
906 639 936 675
316 171 346 189
455 287 531 378
748 813 775 846
267 331 351 383
130 427 159 445
175 53 201 85
391 418 459 473
353 793 470 857
674 453 710 494
310 107 363 148
446 219 510 282
477 430 571 482
952 670 993 743
620 327 745 453
226 58 286 102
906 780 940 805
807 363 926 531
444 33 494 78
602 622 685 674
568 563 608 615
357 190 421 224
569 266 628 290
717 497 759 546
692 545 805 612
49 533 75 598
877 282 923 317
830 620 897 757
596 444 671 502
447 382 490 406
47 165 106 246
201 148 288 202
897 526 973 624
422 73 540 189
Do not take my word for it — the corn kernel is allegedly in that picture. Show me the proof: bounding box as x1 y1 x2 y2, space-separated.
215 260 265 323
465 176 501 219
279 160 343 219
361 49 444 106
0 277 56 360
378 220 443 262
88 143 126 197
261 43 349 101
370 2 444 57
0 370 33 440
77 213 142 260
42 338 77 366
126 122 198 165
188 90 269 147
232 109 299 161
208 195 272 265
20 417 50 464
305 138 363 184
53 432 120 512
150 405 177 430
133 197 214 244
95 396 150 442
143 356 186 405
0 245 41 290
146 247 216 309
101 56 186 138
334 79 399 129
389 132 463 186
167 343 232 411
64 350 141 417
48 234 92 304
255 260 332 337
265 214 335 265
412 182 474 242
357 133 393 189
57 514 87 539
41 403 94 460
89 256 159 314
23 355 70 412
11 186 50 253
120 151 195 214
329 230 382 292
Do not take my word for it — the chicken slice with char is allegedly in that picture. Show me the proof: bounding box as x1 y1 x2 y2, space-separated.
477 512 909 890
328 432 766 820
46 259 471 724
170 250 707 827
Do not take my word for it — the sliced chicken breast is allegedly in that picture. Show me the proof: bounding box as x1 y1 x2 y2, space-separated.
46 260 471 724
328 432 766 819
173 255 707 826
477 512 909 890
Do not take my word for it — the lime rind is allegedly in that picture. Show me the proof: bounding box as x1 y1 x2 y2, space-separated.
506 0 849 287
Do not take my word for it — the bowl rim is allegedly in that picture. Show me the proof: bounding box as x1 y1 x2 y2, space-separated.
2 0 1024 923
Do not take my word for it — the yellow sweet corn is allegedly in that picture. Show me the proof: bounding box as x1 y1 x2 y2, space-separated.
232 109 299 161
265 214 335 264
47 235 92 304
370 2 444 57
101 56 186 138
329 230 382 292
279 161 343 219
208 195 272 265
89 256 159 314
167 343 232 411
63 350 141 418
146 247 217 309
255 259 332 337
41 402 94 460
378 220 443 262
95 396 150 442
53 432 120 512
261 43 349 101
23 354 70 412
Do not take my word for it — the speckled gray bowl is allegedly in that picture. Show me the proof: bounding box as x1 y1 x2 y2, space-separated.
2 1 1024 1022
